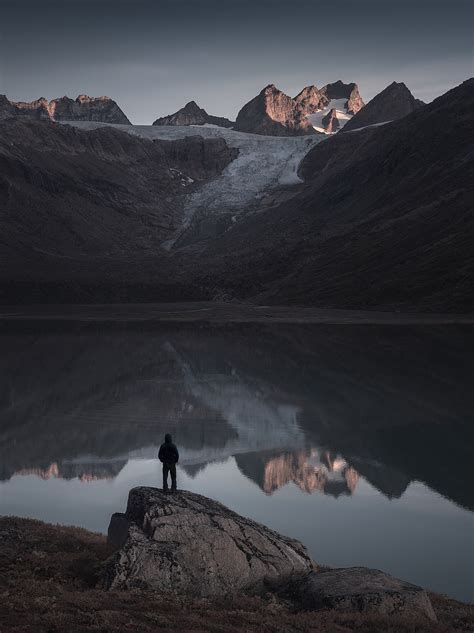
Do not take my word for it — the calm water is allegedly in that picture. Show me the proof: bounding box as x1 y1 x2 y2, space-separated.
0 322 473 601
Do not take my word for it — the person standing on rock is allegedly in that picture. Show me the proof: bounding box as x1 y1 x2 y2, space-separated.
158 433 179 492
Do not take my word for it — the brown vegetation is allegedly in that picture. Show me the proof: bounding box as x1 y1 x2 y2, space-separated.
0 517 472 632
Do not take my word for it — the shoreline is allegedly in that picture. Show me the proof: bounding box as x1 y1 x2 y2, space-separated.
0 515 472 632
1 302 473 324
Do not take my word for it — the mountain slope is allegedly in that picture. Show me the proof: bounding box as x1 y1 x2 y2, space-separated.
187 79 474 311
153 100 233 128
343 82 424 132
0 119 236 275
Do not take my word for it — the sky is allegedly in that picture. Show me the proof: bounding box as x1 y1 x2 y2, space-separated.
0 0 472 124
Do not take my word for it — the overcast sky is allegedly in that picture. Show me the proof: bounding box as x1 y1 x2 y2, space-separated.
1 0 472 124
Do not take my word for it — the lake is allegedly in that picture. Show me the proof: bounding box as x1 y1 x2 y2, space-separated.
0 321 472 602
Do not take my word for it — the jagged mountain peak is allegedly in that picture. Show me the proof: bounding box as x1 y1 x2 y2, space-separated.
235 79 364 136
75 94 112 103
0 93 131 124
153 100 234 128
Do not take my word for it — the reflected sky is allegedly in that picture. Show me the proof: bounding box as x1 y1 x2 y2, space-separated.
0 323 473 601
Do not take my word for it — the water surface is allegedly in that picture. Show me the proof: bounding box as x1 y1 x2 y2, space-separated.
0 322 472 601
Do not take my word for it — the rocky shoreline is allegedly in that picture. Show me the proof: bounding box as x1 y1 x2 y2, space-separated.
0 489 472 632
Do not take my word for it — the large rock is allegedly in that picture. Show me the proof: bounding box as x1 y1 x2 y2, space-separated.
153 100 234 128
105 487 314 595
294 568 437 620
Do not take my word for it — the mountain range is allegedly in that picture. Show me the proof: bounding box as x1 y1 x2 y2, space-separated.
0 78 472 311
1 79 419 133
0 94 131 124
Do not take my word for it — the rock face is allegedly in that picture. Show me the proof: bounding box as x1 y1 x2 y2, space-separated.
343 81 424 132
294 568 436 620
321 108 340 133
0 94 18 119
0 95 51 120
106 487 314 595
153 100 234 128
318 80 364 114
0 94 131 124
234 81 364 136
50 95 131 124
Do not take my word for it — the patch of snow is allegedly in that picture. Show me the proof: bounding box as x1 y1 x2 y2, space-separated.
307 98 353 134
344 120 393 132
169 167 194 186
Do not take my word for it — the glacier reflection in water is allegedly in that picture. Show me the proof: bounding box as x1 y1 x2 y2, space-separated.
0 322 473 601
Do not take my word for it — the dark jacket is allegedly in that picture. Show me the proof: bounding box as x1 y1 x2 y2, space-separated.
158 434 179 464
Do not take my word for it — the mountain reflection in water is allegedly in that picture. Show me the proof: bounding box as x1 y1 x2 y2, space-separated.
0 322 473 600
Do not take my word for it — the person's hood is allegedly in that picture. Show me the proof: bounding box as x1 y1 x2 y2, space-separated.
164 433 172 443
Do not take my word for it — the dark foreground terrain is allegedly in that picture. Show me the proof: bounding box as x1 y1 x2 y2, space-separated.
0 517 472 632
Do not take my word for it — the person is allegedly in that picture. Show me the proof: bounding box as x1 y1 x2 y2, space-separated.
158 433 179 492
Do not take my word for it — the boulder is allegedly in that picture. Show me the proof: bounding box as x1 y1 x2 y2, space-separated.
294 567 436 620
105 486 314 596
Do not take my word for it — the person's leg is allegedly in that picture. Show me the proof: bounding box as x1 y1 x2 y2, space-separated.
170 463 177 491
162 463 169 491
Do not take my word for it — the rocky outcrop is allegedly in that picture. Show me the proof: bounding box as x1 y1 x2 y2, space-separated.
105 488 437 621
0 95 51 120
0 94 17 119
234 81 364 136
234 84 313 136
49 95 131 124
158 135 238 180
0 94 131 124
319 80 364 114
106 487 314 595
343 81 424 132
153 100 234 128
321 108 340 133
293 568 436 620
